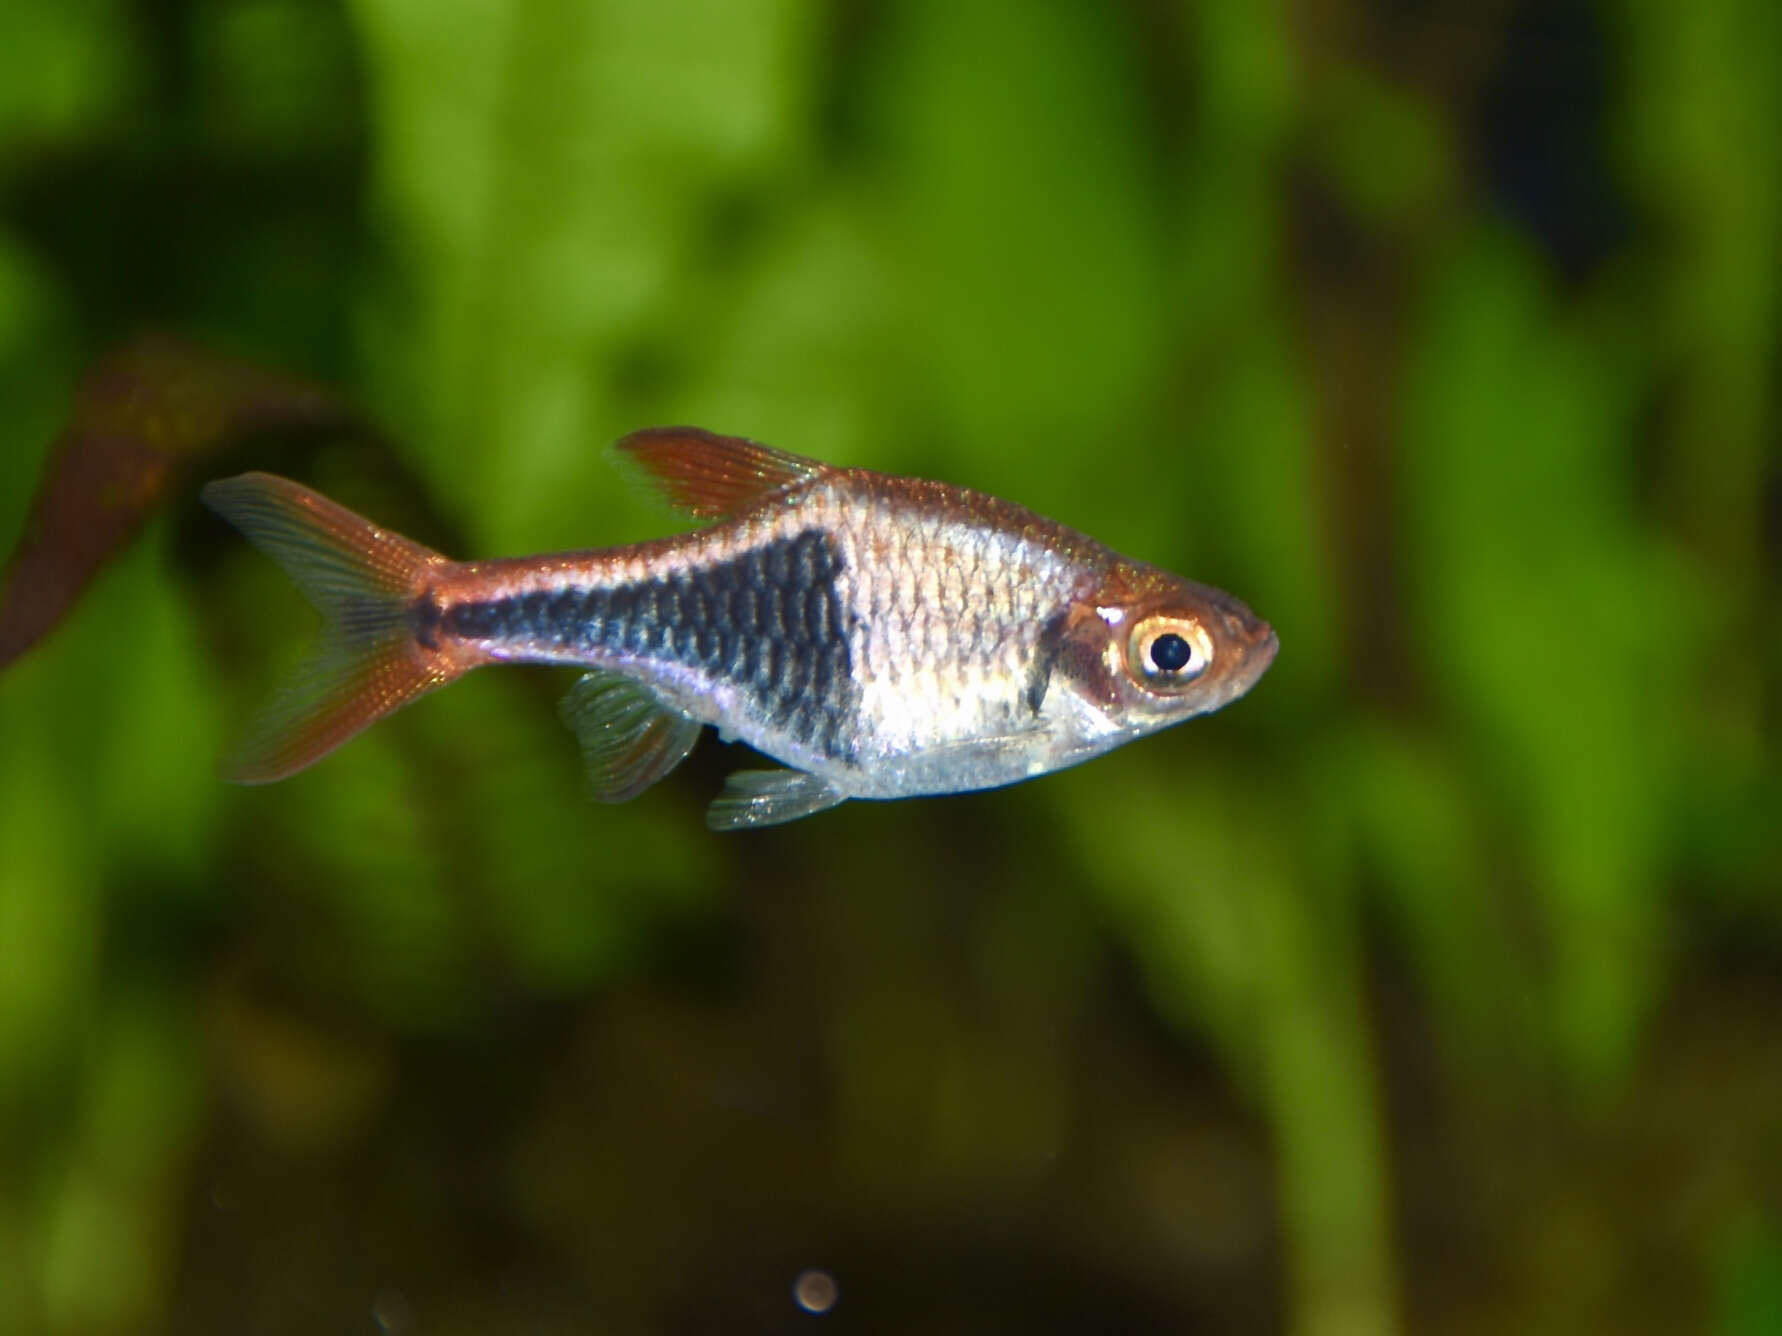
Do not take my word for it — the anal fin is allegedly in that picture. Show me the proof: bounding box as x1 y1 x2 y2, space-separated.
705 769 847 831
558 671 703 802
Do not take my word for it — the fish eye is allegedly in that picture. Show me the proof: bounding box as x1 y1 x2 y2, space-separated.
1150 633 1191 673
1127 617 1212 691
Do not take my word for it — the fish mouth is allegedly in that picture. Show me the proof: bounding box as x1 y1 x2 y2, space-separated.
1223 621 1278 701
1253 625 1279 672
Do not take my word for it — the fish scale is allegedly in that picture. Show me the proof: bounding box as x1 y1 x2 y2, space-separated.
202 426 1277 828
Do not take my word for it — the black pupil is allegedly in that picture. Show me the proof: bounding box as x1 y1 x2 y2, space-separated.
1149 632 1193 673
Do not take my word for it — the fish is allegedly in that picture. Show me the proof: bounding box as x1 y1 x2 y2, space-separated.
201 427 1278 830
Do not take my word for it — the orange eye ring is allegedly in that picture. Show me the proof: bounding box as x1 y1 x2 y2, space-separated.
1126 616 1212 691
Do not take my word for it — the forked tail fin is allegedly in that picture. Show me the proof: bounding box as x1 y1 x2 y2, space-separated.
202 472 461 782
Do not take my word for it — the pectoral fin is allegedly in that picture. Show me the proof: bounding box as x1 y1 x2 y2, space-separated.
558 671 703 802
705 769 846 831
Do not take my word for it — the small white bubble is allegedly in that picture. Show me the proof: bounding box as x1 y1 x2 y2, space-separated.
792 1268 838 1315
372 1288 412 1333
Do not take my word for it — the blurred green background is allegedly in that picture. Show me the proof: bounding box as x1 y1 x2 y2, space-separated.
1 1 1778 1332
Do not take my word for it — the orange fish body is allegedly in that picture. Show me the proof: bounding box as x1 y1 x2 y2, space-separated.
204 428 1277 829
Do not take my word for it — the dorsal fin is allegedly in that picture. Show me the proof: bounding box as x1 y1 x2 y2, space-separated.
614 426 827 520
